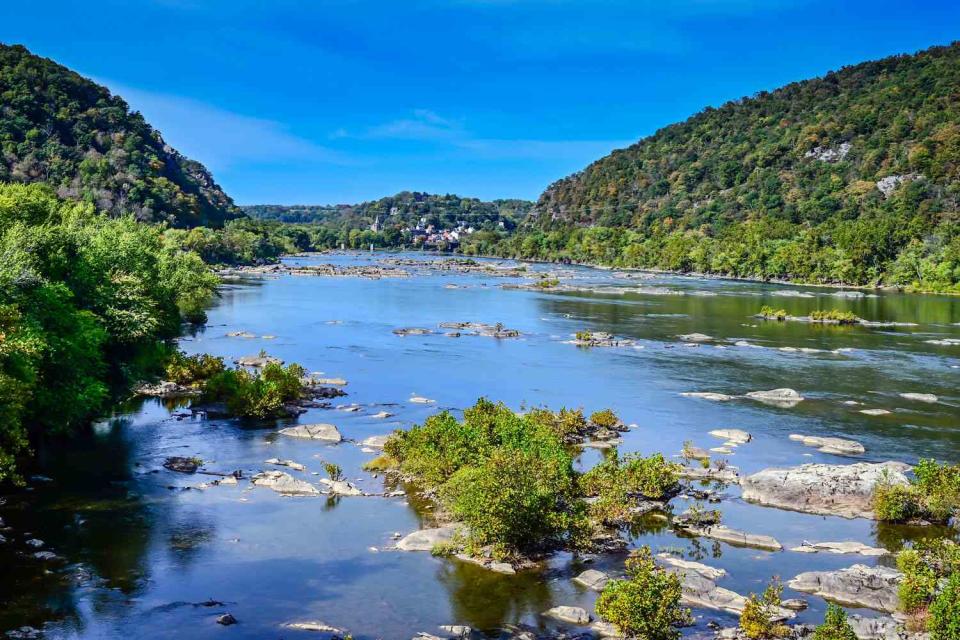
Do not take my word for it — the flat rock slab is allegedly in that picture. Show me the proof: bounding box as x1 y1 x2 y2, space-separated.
709 429 751 444
284 621 348 634
361 434 391 449
396 525 463 552
788 434 865 456
656 553 727 580
278 423 343 442
265 458 306 471
410 396 436 404
791 541 888 556
847 614 921 640
542 606 590 625
572 569 610 591
741 462 911 519
788 564 902 613
899 392 938 403
319 478 363 496
681 392 734 402
679 464 741 484
251 470 319 496
745 388 804 407
681 524 782 551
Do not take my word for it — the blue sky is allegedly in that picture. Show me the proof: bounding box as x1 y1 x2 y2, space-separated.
2 1 958 205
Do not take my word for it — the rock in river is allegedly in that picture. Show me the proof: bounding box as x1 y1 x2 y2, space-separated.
235 354 283 367
709 429 751 444
542 606 590 625
787 564 902 612
681 392 735 402
320 478 363 496
278 423 343 442
679 524 782 551
740 462 911 519
163 456 199 473
788 434 865 456
790 541 888 556
361 434 391 449
657 553 727 580
572 569 610 591
744 388 804 407
251 470 320 496
396 524 463 552
899 392 938 403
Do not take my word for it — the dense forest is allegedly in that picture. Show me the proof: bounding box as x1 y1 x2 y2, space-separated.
0 44 239 227
490 42 960 291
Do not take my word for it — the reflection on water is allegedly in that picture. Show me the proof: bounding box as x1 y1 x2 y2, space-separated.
1 252 958 638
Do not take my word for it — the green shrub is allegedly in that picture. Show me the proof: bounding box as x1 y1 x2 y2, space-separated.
202 362 306 419
759 306 787 320
813 604 858 640
930 574 960 640
595 546 691 640
897 540 960 615
590 408 621 429
874 460 960 524
575 330 593 342
581 452 679 524
526 406 589 442
872 480 918 522
740 579 789 640
809 309 860 324
324 462 343 482
165 351 226 386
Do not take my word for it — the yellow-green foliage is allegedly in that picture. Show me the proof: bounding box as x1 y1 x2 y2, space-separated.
874 460 960 524
897 540 960 615
595 546 690 640
740 579 790 640
575 330 594 342
809 309 860 324
202 361 307 419
813 605 858 640
930 574 960 640
165 352 226 387
581 452 679 524
590 408 621 429
526 406 589 442
759 306 787 320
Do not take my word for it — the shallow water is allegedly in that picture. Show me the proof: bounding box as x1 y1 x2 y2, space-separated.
2 252 958 639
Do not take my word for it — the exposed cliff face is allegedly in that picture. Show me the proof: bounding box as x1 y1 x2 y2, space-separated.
0 43 239 227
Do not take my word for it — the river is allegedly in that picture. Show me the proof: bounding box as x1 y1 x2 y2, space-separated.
1 251 958 639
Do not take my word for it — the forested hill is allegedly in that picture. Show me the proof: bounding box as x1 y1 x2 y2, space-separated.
515 42 960 290
0 44 238 227
244 192 533 231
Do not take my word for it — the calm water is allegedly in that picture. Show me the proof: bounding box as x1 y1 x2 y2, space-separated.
2 252 959 639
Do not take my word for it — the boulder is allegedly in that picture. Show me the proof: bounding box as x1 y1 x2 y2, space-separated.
136 381 199 398
741 462 911 519
265 458 306 472
284 621 348 634
216 613 237 626
590 621 622 638
680 524 782 551
847 615 920 640
790 541 888 556
163 456 199 473
788 434 865 456
899 393 938 404
667 570 794 620
371 411 395 419
787 564 902 612
683 445 712 460
709 429 751 444
679 464 741 484
361 434 391 449
396 525 463 551
542 606 590 625
656 553 727 580
251 470 319 496
745 388 804 407
278 423 342 442
410 396 436 404
781 599 808 611
235 354 282 367
572 569 609 591
319 478 363 496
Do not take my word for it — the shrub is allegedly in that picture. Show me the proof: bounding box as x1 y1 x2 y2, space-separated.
930 574 960 640
581 452 680 524
813 604 858 640
809 309 859 324
759 306 787 320
590 408 621 429
386 398 585 556
595 546 691 640
165 351 226 386
872 480 918 522
575 330 594 342
202 362 306 419
740 579 790 640
324 462 343 482
874 460 960 524
897 540 960 615
526 406 589 443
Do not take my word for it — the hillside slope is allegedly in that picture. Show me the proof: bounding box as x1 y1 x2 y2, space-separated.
519 42 960 289
0 44 238 227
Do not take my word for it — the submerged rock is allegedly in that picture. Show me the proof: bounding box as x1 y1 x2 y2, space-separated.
278 423 343 442
790 541 888 556
396 525 463 552
542 606 590 625
394 327 434 336
572 569 610 591
251 470 319 496
678 524 782 551
265 458 306 472
788 564 902 612
163 456 200 474
681 392 735 402
744 388 804 407
788 434 865 456
741 462 911 519
898 392 938 403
